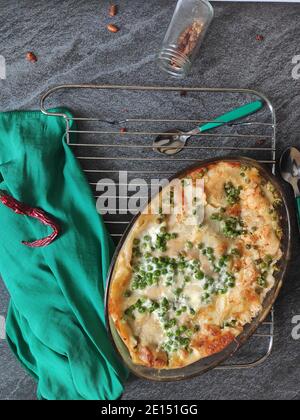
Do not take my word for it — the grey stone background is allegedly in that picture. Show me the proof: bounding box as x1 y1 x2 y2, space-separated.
0 0 300 400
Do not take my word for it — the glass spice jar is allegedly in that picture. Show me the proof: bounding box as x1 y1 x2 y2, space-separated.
158 0 214 78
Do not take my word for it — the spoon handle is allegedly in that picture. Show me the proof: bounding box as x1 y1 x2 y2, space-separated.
198 100 264 133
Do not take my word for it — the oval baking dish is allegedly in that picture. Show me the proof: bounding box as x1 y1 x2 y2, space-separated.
105 157 291 381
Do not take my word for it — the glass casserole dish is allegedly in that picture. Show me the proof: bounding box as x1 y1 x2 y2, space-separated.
105 157 291 381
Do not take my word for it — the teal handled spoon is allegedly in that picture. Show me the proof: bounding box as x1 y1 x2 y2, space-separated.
153 100 264 155
280 147 300 226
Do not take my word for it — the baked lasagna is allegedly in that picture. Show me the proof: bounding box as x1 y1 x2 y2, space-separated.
108 161 283 369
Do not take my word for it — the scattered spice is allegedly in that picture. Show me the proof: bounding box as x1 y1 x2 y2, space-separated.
171 21 203 68
180 90 187 97
120 127 127 133
256 34 264 42
109 4 118 17
0 190 60 247
107 23 119 33
255 139 266 146
26 52 38 63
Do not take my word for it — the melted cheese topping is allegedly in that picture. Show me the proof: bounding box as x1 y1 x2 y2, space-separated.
108 162 283 369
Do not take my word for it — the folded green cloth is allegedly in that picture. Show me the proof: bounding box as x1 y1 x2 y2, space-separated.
0 109 128 400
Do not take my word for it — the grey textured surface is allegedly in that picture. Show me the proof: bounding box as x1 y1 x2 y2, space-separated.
1 0 300 400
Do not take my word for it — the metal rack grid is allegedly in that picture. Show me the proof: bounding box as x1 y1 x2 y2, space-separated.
40 84 276 370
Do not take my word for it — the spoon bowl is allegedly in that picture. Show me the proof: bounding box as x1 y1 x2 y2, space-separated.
153 129 191 155
280 146 300 229
280 147 300 196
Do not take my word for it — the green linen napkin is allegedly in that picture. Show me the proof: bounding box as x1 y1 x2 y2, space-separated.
0 109 128 400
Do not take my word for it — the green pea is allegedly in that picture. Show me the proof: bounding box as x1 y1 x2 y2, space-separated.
161 297 169 308
265 255 273 266
179 337 190 346
211 213 223 221
195 270 204 280
174 288 183 297
257 275 267 288
219 255 229 266
150 301 159 313
125 306 134 317
202 293 210 301
165 319 177 329
231 248 240 256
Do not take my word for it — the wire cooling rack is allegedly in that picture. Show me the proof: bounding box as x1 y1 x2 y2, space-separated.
41 84 276 370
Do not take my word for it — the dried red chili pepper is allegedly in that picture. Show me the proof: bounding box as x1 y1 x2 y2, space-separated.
0 191 60 248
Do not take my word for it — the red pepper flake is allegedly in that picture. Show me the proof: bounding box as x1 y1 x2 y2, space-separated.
256 35 264 42
255 139 266 146
26 51 38 63
0 191 60 248
120 127 127 133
